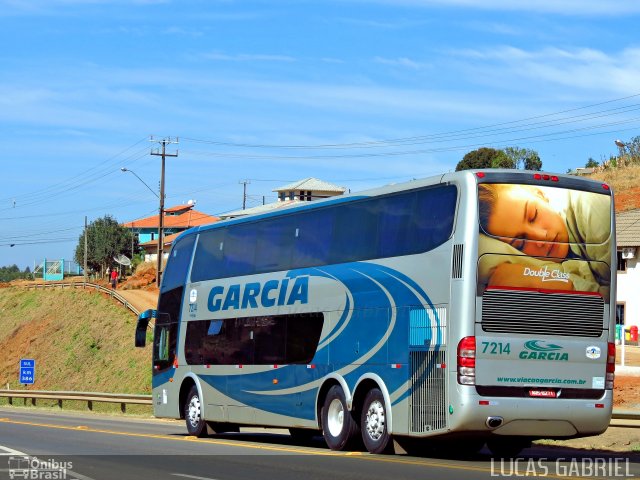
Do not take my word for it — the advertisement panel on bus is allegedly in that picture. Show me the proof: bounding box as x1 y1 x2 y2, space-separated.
477 183 611 297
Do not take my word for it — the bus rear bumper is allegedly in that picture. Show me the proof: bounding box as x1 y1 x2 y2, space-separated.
450 388 612 438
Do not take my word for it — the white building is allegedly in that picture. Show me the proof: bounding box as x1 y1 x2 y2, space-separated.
220 177 346 220
616 209 640 338
275 177 346 202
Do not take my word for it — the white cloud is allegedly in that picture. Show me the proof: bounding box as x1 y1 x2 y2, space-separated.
447 46 640 94
351 0 640 16
202 52 296 63
374 56 428 70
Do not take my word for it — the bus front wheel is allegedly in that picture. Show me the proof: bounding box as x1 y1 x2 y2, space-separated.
321 385 360 451
184 386 208 438
361 388 393 454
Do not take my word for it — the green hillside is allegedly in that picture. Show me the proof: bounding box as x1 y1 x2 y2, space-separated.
0 287 152 413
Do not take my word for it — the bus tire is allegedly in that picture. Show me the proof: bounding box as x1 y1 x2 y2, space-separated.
361 388 393 454
184 386 208 438
321 385 360 451
487 437 531 458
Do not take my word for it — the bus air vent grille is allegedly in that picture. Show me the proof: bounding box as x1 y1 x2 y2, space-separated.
451 244 464 279
481 289 604 337
409 349 448 434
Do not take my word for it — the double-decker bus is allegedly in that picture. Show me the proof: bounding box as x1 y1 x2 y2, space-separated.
135 169 615 456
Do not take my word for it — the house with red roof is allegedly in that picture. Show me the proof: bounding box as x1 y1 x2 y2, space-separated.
122 203 219 261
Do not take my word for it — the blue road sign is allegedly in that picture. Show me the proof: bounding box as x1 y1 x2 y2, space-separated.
19 359 35 385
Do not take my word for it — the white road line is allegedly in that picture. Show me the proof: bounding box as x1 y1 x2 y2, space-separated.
0 444 27 455
172 473 220 480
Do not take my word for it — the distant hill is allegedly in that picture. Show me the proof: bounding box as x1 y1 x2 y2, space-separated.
587 165 640 212
0 287 151 412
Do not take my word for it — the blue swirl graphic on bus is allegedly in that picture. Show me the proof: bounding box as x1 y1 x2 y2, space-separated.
200 262 441 420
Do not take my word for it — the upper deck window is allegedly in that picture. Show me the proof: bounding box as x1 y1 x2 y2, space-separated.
190 184 457 282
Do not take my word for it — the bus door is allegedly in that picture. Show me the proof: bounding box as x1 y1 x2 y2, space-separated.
151 311 180 416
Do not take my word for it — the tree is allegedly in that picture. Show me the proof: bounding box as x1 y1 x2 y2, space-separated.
491 150 515 169
585 158 599 168
74 215 135 274
523 151 542 171
456 147 513 171
0 264 31 282
504 147 542 171
616 135 640 165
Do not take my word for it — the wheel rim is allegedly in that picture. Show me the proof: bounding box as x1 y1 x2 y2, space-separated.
327 398 345 437
365 399 386 442
187 395 202 428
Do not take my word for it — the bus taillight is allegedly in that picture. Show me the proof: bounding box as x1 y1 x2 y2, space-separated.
457 336 476 385
606 342 615 390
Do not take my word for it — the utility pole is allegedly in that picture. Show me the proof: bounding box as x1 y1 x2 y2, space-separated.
151 136 178 286
239 179 251 210
84 216 88 283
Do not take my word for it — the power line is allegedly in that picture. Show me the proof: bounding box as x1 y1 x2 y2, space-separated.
181 93 640 149
0 138 149 205
181 118 640 161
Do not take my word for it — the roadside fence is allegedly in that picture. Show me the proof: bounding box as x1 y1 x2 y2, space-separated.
26 281 140 316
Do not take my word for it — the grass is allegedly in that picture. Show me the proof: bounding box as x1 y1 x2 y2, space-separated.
588 165 640 193
0 287 152 398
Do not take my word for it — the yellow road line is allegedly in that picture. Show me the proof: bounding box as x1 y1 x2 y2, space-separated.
0 417 603 478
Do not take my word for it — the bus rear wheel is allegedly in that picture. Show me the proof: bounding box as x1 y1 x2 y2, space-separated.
321 385 360 451
361 388 393 454
184 386 208 438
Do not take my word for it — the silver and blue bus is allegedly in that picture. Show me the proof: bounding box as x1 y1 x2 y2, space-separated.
135 169 616 455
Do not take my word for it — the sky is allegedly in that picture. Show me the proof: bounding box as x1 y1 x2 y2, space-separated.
1 0 640 270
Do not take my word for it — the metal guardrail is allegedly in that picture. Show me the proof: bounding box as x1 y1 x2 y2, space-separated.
611 409 640 421
0 390 152 413
26 281 140 316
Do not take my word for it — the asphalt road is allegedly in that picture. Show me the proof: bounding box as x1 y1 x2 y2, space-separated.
0 407 638 480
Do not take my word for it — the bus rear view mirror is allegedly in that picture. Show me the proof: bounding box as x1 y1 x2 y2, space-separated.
135 309 156 347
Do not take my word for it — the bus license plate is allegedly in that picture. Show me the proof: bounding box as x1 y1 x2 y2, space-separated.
529 389 557 398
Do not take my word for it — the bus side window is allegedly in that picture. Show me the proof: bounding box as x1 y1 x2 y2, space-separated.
191 229 225 282
162 234 196 292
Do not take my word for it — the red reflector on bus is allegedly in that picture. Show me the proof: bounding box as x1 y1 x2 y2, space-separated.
602 184 610 190
479 400 490 405
273 364 279 369
236 364 243 369
307 364 316 369
595 403 605 409
476 172 486 178
391 364 402 369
